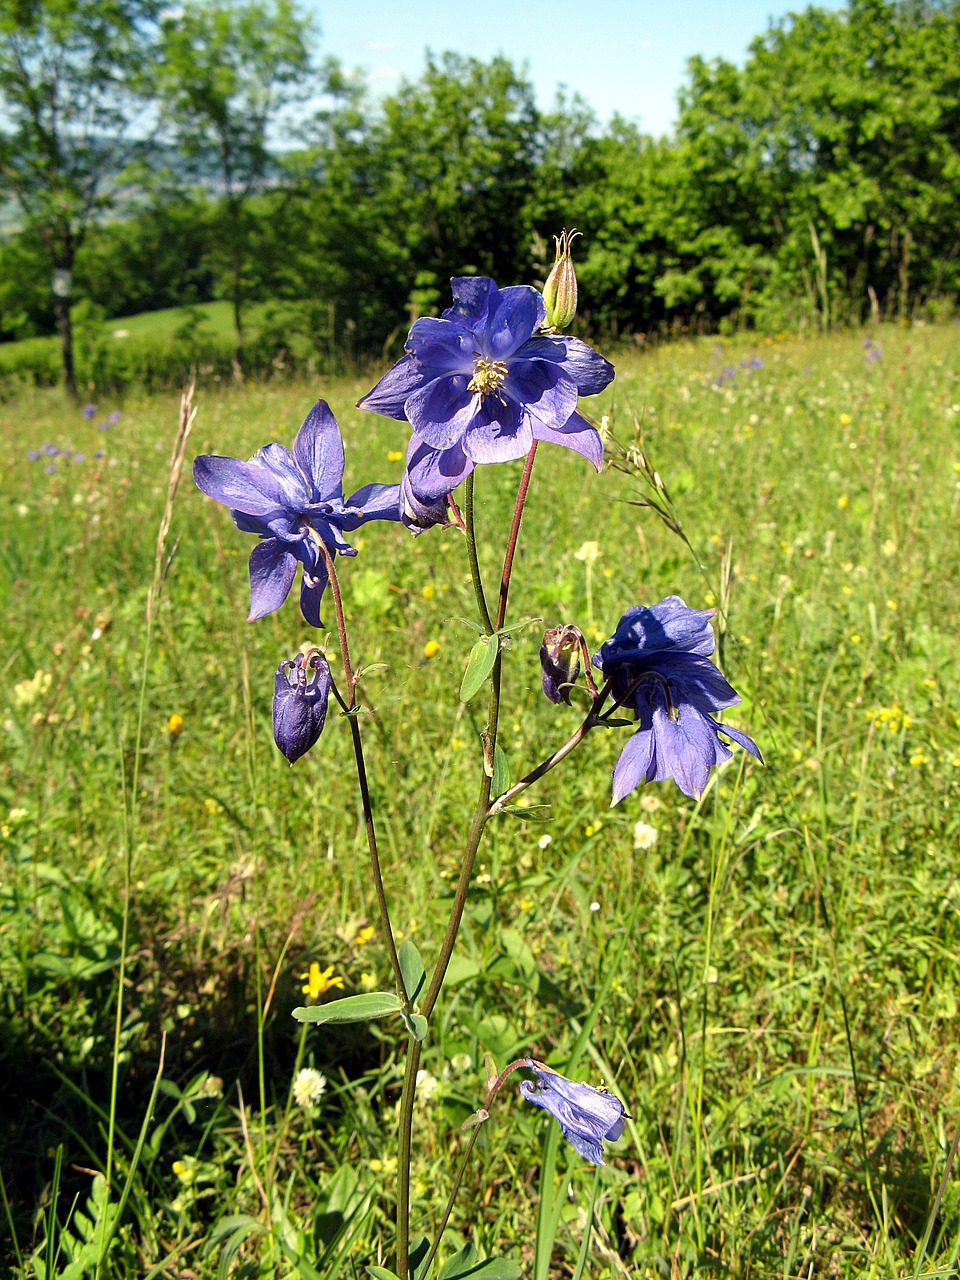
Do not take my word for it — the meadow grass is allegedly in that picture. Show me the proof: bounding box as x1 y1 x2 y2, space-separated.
1 322 959 1277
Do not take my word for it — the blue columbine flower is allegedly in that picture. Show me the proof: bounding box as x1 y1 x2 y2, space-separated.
594 596 762 803
273 650 332 763
193 399 401 626
357 276 614 503
519 1060 628 1166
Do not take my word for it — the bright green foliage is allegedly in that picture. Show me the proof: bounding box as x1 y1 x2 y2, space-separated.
2 325 960 1275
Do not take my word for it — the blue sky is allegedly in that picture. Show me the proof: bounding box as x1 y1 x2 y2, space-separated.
311 1 847 137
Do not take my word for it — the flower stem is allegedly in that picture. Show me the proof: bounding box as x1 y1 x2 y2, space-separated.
496 443 537 630
312 536 356 701
329 676 408 1008
397 455 539 1273
464 472 494 633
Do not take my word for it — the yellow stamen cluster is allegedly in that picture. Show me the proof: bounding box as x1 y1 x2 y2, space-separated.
467 357 508 399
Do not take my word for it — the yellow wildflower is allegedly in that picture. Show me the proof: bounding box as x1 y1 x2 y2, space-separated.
168 713 184 735
354 926 375 947
300 962 344 1000
423 640 441 659
387 450 403 463
839 413 852 426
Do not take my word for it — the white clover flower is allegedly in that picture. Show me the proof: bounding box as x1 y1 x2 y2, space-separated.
633 821 659 850
416 1069 439 1102
293 1067 327 1108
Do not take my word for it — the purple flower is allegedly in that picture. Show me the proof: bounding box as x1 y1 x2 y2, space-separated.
540 624 582 705
45 463 58 474
44 444 59 457
193 399 401 627
95 450 105 459
82 404 96 418
519 1060 628 1165
73 452 86 463
98 422 110 432
594 596 762 802
108 411 121 424
28 450 41 461
273 651 332 763
357 276 614 502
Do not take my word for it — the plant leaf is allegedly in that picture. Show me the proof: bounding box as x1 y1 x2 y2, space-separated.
398 939 426 1004
292 992 401 1024
492 743 510 796
460 634 499 702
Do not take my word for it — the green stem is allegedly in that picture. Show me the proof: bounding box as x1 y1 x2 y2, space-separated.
464 472 494 633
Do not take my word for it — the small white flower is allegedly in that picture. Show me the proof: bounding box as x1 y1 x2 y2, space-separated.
538 834 552 850
416 1069 439 1101
292 1067 327 1108
633 821 659 850
590 901 601 913
639 793 661 814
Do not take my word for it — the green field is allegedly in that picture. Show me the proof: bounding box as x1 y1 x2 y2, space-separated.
2 323 959 1277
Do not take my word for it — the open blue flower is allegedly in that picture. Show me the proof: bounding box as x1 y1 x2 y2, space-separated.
594 596 762 803
357 276 614 502
193 400 400 627
519 1060 628 1166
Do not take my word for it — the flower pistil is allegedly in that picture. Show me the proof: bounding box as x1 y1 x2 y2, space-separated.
467 357 508 400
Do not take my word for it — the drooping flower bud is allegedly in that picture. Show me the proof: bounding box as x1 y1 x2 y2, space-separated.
400 469 450 535
273 650 332 763
540 624 583 704
542 229 581 332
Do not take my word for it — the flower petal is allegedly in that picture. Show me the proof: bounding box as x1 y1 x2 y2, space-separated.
461 395 532 465
299 560 330 628
340 481 402 529
611 726 656 805
193 454 292 522
505 359 578 432
406 436 474 501
710 717 763 762
248 539 297 621
531 408 604 470
443 276 500 332
482 285 546 358
357 355 424 420
293 400 345 502
405 317 477 372
405 374 478 449
651 703 729 798
521 335 615 396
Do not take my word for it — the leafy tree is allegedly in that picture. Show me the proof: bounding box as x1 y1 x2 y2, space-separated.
0 0 159 397
154 0 318 359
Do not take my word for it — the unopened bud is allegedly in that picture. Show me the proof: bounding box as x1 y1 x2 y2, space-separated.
542 229 581 331
273 650 332 763
540 624 583 704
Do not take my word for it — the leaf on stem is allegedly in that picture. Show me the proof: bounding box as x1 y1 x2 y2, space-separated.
460 634 499 702
492 743 510 796
437 1244 521 1279
398 939 427 1004
292 992 401 1024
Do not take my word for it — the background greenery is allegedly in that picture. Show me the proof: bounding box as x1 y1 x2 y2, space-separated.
2 0 960 395
2 322 959 1275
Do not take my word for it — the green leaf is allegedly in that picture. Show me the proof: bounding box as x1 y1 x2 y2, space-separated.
491 743 510 796
398 939 426 1003
459 634 499 702
438 1244 521 1280
498 804 553 822
410 1236 431 1280
367 1269 401 1280
452 616 487 634
400 1008 428 1041
494 614 543 638
292 992 401 1024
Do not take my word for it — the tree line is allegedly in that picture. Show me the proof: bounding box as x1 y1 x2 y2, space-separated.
1 0 958 396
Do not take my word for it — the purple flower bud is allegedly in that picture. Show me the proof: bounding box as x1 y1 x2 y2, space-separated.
540 624 583 704
542 229 581 332
272 651 332 763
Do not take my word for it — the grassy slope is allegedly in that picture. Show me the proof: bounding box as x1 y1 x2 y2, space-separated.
1 323 959 1276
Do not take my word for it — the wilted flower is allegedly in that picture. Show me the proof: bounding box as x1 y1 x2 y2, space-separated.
519 1060 628 1165
273 651 332 763
594 596 762 802
358 276 614 503
193 400 401 626
540 624 583 704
